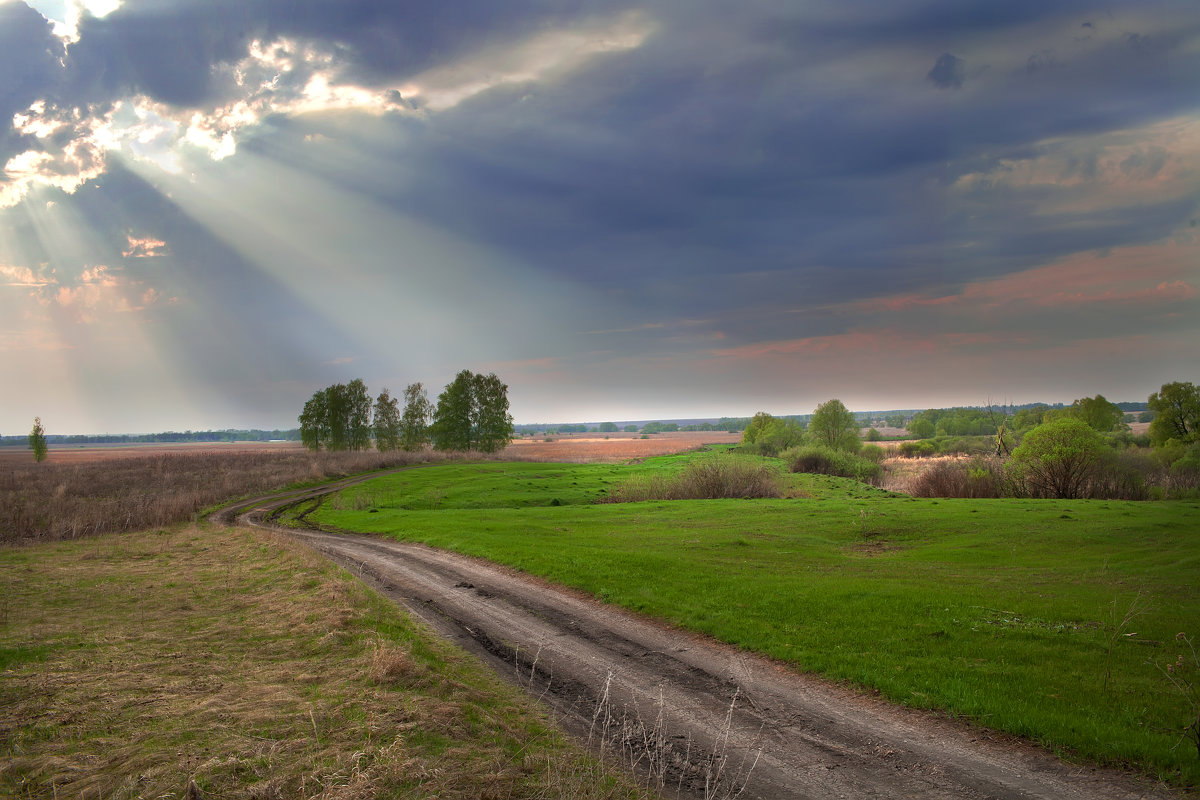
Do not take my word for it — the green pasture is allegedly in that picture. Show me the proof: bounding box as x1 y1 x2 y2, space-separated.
301 452 1200 786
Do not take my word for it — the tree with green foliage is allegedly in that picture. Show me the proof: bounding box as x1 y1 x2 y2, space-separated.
598 422 619 433
299 379 373 452
1008 417 1110 499
471 372 515 453
322 384 351 451
28 417 47 462
432 372 474 451
623 424 639 433
742 412 804 456
809 399 860 452
431 371 514 452
866 427 882 442
400 382 433 452
1147 381 1200 446
345 378 373 451
299 389 328 451
1070 394 1126 432
907 417 935 439
373 388 401 451
741 412 777 447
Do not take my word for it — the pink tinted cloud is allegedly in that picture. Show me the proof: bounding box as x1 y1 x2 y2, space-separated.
847 239 1199 316
0 264 55 287
29 265 174 323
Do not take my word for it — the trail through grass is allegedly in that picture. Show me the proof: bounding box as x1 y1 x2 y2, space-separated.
304 451 1200 787
0 525 649 800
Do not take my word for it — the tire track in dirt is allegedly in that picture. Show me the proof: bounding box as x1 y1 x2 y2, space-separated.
217 480 1182 800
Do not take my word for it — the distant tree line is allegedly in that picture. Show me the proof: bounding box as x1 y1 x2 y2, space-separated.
298 371 513 453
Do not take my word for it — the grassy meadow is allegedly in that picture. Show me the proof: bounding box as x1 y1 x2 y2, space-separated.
300 450 1200 787
0 525 648 800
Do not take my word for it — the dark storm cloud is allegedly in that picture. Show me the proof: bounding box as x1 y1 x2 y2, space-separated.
0 3 63 162
927 53 964 88
35 0 1191 313
357 1 1200 303
3 0 1199 430
55 0 614 108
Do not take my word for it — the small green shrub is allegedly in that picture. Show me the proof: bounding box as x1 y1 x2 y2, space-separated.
898 440 938 458
781 446 882 483
860 444 885 463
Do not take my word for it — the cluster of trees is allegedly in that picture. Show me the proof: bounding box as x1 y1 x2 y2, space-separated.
914 382 1200 499
741 399 860 457
734 382 1200 500
427 371 514 453
298 371 513 454
905 395 1130 442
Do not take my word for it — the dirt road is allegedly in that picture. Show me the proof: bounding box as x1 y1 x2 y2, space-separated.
218 479 1180 800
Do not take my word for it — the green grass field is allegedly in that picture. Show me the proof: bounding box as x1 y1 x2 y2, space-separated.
302 450 1200 786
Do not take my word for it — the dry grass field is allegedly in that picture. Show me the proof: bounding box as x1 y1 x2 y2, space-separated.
0 525 648 800
0 447 438 544
503 431 741 461
0 439 306 466
0 432 736 544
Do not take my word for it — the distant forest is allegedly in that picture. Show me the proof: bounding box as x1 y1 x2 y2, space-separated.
4 399 1151 446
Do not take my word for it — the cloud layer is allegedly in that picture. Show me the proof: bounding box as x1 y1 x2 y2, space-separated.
2 0 1198 432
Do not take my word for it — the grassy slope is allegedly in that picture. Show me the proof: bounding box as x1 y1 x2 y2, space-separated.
0 525 649 800
306 452 1200 786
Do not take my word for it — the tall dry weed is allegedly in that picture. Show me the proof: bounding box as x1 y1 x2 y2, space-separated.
0 449 442 544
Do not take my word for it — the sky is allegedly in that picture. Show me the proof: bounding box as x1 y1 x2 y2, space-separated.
1 0 1198 434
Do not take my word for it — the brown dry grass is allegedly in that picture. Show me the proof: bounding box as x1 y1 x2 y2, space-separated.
0 525 649 800
0 448 448 544
878 454 970 494
502 431 741 462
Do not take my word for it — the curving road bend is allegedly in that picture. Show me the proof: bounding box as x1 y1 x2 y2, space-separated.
216 478 1181 800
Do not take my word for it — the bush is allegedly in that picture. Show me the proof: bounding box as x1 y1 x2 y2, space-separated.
1171 442 1200 475
604 455 782 502
898 440 938 458
1087 450 1150 501
782 445 882 483
934 435 995 456
860 444 885 463
1008 418 1112 499
740 414 804 457
908 457 1007 498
